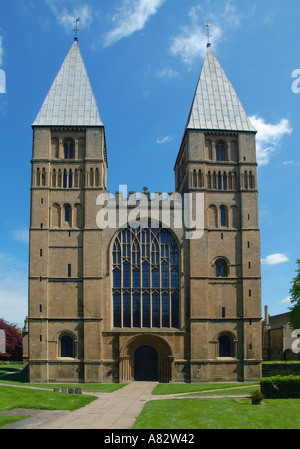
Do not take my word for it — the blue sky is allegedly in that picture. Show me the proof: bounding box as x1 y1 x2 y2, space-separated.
0 0 299 327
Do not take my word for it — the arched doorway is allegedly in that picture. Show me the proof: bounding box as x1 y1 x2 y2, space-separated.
134 345 158 381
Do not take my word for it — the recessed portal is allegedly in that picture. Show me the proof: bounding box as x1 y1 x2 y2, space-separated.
134 345 158 381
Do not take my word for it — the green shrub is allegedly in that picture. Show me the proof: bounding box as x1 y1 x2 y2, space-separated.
261 375 300 398
250 390 264 404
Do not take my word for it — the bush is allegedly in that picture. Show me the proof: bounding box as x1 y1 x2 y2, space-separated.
261 375 300 398
251 390 264 404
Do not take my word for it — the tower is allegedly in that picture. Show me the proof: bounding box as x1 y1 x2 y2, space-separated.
27 39 107 382
174 44 262 380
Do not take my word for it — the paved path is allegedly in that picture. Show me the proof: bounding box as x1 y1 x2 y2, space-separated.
2 382 158 429
1 382 255 430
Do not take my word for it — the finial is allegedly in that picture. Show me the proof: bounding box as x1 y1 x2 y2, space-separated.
73 18 80 41
205 22 211 47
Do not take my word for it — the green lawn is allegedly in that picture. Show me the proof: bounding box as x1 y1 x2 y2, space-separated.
133 397 300 429
152 382 258 395
1 362 300 429
0 367 126 393
0 363 23 375
0 385 97 428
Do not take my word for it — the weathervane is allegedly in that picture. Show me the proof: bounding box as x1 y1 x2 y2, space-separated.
205 22 211 47
74 18 80 41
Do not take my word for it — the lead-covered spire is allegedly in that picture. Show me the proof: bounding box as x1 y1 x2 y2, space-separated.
186 46 255 132
32 40 103 127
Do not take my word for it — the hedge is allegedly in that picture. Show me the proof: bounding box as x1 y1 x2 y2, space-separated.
260 375 300 398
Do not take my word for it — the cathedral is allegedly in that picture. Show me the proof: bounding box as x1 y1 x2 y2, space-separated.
23 36 262 383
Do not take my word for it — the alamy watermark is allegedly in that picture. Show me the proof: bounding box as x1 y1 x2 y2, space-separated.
0 329 6 354
291 329 300 354
96 185 204 240
0 69 5 94
291 69 300 93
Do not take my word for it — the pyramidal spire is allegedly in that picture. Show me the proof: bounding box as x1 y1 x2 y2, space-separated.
32 40 103 127
186 46 255 132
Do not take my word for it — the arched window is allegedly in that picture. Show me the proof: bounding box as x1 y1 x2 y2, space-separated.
51 138 59 159
75 204 83 228
41 168 46 186
112 226 179 329
220 206 227 227
218 334 233 357
217 172 222 190
207 171 212 189
64 139 74 159
215 259 228 277
57 169 62 188
52 203 61 228
208 205 218 228
60 334 74 358
216 142 226 161
223 172 227 190
244 171 248 189
63 169 67 188
52 169 57 187
69 169 73 188
64 204 71 226
36 168 41 186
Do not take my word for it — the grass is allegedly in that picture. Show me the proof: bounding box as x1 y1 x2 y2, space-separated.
0 364 125 428
0 367 126 393
152 382 258 395
184 385 259 396
1 361 300 429
262 360 300 364
0 385 97 429
0 362 23 375
133 397 300 429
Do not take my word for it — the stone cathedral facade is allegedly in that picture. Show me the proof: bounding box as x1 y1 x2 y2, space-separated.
23 38 262 383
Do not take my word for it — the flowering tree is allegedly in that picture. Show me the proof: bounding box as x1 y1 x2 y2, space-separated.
0 318 23 361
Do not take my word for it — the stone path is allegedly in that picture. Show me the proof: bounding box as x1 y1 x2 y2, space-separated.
1 382 158 429
0 382 256 430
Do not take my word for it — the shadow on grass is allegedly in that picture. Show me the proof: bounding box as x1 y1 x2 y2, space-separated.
0 369 126 393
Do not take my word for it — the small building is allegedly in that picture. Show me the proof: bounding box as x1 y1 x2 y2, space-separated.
262 306 300 361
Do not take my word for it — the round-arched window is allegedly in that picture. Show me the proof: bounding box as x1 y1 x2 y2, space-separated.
215 259 228 277
218 334 233 357
60 335 74 358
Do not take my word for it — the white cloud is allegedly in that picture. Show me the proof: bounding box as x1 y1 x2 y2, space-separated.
104 0 165 46
261 253 289 265
170 22 222 65
46 1 93 32
170 0 245 66
281 296 291 303
283 160 294 165
13 229 29 244
156 136 173 144
249 115 292 166
155 68 178 79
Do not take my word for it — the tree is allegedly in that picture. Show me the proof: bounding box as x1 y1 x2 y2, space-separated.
0 318 23 361
289 259 300 332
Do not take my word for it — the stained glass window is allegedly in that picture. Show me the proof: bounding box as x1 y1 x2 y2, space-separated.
112 226 180 328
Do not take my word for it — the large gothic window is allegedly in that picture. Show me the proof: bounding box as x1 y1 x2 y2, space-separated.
112 226 180 329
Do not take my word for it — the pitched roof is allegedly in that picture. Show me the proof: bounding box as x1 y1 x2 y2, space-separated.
268 312 291 329
186 46 256 132
32 40 103 127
